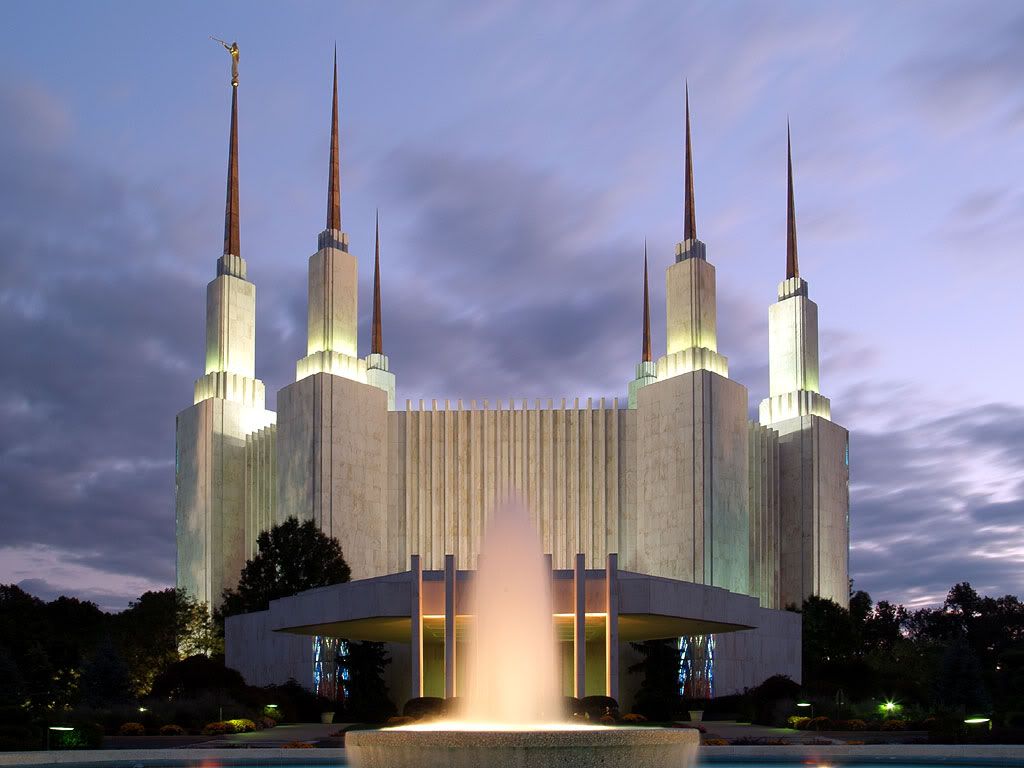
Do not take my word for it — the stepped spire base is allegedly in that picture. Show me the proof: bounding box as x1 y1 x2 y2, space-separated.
628 360 658 408
675 237 707 263
366 352 396 410
297 350 365 383
759 390 831 425
217 253 247 279
778 276 808 300
194 371 265 408
318 227 349 252
657 347 728 379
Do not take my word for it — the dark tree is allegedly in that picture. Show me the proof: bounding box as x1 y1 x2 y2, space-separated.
340 641 396 722
79 636 133 707
801 595 872 697
627 639 682 720
935 636 991 715
218 517 351 621
0 644 25 706
20 641 55 711
116 588 220 695
149 654 246 700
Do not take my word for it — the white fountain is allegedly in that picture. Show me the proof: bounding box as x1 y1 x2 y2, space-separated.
346 501 698 768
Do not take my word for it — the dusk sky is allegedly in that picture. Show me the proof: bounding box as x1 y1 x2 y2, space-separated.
1 2 1022 612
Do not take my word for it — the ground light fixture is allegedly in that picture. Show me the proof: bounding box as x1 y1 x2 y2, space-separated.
46 726 74 750
964 717 992 731
880 700 900 715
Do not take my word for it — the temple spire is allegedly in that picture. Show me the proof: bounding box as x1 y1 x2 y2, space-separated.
327 46 341 232
223 73 240 258
684 82 696 242
371 210 383 355
786 122 799 280
642 242 651 363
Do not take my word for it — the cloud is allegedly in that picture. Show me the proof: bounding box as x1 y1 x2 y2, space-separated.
894 4 1024 132
0 545 168 613
848 396 1024 606
0 83 201 603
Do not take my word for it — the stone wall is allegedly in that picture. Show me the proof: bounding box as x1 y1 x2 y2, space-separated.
775 414 850 607
244 424 277 560
277 373 389 581
175 397 274 608
712 607 802 694
634 371 750 594
748 422 781 609
388 398 632 572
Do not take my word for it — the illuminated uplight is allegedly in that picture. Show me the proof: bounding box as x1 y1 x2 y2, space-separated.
48 727 74 732
880 700 899 714
964 717 991 724
796 702 812 708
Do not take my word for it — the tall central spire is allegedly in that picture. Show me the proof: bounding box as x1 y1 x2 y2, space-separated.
684 83 696 242
371 210 383 355
786 123 799 280
327 47 341 232
642 242 651 363
223 78 240 258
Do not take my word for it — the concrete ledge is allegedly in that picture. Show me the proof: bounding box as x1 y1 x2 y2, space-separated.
346 727 698 768
3 742 1022 767
700 744 1024 762
0 749 345 766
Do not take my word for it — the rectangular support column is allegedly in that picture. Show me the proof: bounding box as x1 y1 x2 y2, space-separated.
605 552 619 700
574 552 586 699
410 554 423 698
444 553 456 698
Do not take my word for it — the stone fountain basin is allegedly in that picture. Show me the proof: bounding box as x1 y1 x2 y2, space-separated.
345 725 699 768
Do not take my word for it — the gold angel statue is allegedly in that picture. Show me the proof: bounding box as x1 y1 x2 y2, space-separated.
212 37 239 85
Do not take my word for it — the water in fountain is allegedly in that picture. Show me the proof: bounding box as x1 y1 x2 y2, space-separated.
348 499 699 766
463 500 561 724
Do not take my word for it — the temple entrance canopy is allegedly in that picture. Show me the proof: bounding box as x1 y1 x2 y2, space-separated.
244 554 760 700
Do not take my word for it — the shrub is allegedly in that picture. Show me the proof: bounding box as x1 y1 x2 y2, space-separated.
803 738 834 745
747 675 800 726
282 741 314 748
622 713 647 723
117 722 146 736
202 721 234 735
581 695 619 720
880 718 907 731
0 706 32 726
159 724 185 735
386 716 414 727
257 716 276 729
402 697 446 719
226 718 256 733
787 715 810 729
563 697 584 716
704 738 729 745
150 655 246 701
599 714 617 724
0 724 39 751
60 723 104 749
806 716 833 731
